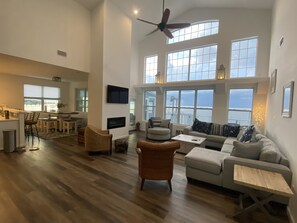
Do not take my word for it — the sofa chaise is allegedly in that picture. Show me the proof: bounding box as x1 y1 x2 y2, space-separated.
183 121 292 204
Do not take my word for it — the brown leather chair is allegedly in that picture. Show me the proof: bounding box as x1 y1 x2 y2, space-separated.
84 125 112 155
136 140 180 191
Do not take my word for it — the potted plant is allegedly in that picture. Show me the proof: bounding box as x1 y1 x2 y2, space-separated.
57 102 67 112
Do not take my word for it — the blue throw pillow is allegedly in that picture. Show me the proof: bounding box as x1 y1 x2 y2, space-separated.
239 125 255 142
223 123 240 137
192 118 212 134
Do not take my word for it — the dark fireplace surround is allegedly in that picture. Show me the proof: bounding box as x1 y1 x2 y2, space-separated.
107 117 126 129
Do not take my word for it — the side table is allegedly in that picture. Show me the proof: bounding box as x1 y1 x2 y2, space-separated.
115 137 128 153
233 164 293 221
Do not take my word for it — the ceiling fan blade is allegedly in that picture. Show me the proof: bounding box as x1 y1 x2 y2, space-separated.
161 8 170 24
137 18 158 26
146 28 159 36
166 23 191 29
163 28 174 39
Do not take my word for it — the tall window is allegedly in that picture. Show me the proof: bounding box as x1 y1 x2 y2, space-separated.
196 90 214 122
168 20 219 44
144 91 156 120
144 55 158 83
228 89 254 125
24 84 60 111
75 88 88 112
167 44 217 82
230 37 258 78
165 89 214 124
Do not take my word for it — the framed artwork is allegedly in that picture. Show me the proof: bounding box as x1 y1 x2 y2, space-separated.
282 81 294 118
270 69 277 94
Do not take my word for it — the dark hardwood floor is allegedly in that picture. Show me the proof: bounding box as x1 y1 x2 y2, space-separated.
0 131 289 223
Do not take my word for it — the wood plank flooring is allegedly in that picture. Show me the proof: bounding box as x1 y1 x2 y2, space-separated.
0 131 289 223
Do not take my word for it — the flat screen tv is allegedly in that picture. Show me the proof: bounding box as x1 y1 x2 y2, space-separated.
107 85 129 104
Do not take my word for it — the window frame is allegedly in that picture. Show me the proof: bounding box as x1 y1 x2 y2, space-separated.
164 89 214 124
230 36 258 78
24 84 60 112
75 88 88 112
166 44 218 83
144 55 158 84
167 20 220 45
144 90 157 120
227 88 254 126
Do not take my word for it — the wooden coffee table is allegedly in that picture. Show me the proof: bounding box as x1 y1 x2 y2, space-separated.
233 164 293 221
171 134 206 154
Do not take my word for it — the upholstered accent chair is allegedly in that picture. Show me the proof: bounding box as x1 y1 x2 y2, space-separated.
135 140 180 191
145 117 173 141
84 125 112 155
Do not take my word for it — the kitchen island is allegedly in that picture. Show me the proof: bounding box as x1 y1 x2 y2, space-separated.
0 108 25 150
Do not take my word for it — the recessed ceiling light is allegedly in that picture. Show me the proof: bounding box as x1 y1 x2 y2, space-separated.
133 9 138 15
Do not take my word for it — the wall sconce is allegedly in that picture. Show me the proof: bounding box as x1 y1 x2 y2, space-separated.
217 64 226 80
155 71 162 84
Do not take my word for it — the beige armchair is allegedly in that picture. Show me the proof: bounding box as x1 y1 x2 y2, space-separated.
84 125 112 155
145 117 173 141
136 140 180 191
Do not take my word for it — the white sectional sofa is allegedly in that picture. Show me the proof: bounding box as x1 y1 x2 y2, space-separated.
184 125 292 204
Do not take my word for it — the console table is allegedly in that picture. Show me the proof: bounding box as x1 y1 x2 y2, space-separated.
233 164 293 221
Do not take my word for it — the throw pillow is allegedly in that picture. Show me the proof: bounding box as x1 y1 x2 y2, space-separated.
223 123 240 137
192 118 199 131
239 125 255 142
148 119 154 128
231 141 263 160
160 119 171 128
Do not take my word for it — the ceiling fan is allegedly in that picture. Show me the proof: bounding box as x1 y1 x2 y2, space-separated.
136 0 191 39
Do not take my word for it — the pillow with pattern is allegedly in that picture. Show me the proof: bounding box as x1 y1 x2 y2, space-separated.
223 123 240 137
239 125 255 142
192 118 212 134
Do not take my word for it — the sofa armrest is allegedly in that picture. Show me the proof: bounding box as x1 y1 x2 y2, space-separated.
222 156 292 189
183 126 192 135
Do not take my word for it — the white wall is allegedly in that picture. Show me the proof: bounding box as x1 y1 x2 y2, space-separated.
266 0 297 222
0 0 90 72
102 0 131 139
0 73 69 109
136 8 271 128
88 1 104 128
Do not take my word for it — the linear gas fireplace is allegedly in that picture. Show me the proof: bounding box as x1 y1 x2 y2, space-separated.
107 117 126 129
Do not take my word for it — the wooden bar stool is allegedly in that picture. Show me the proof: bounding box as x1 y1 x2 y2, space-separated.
62 120 77 134
43 119 58 133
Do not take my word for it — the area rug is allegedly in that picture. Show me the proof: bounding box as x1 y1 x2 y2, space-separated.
38 132 77 140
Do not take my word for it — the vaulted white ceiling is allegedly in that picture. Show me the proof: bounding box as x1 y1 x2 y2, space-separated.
74 0 275 41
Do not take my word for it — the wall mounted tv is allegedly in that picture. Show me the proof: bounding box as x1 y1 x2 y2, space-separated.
107 85 129 104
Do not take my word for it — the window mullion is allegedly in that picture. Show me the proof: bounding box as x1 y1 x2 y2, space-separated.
188 49 192 81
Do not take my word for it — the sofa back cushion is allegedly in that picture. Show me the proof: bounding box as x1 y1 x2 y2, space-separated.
223 123 240 137
192 118 212 134
231 141 263 160
258 136 281 164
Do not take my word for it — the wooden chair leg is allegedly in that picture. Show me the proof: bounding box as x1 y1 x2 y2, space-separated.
168 180 172 191
140 178 145 190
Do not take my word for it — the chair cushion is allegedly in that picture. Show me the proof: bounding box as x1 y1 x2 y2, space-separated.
148 127 170 135
185 147 229 175
160 119 171 128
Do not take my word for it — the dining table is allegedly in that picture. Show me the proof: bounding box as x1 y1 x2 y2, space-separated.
47 111 79 131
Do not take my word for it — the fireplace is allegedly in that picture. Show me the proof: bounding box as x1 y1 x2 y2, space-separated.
107 117 126 129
